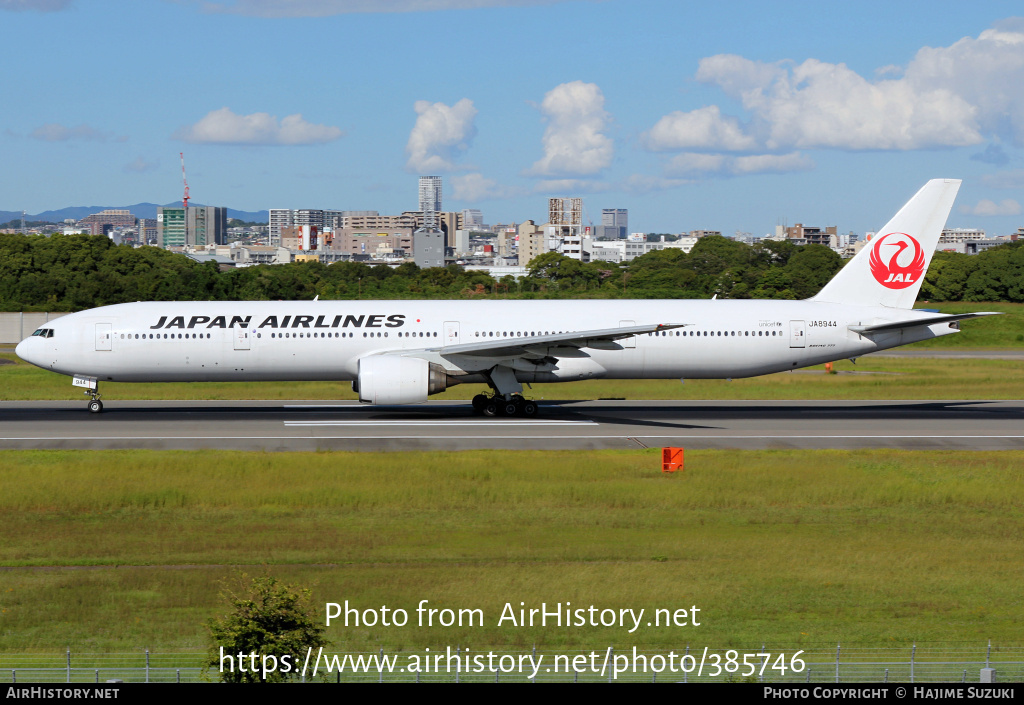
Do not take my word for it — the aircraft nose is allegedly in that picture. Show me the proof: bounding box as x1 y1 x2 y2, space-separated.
15 337 37 365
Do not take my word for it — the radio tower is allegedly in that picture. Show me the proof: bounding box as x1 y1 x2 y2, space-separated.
180 152 190 210
180 152 190 245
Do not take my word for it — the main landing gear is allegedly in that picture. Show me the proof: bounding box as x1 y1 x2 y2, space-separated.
472 394 539 418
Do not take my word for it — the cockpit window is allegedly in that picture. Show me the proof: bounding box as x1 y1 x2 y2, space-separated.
32 328 44 336
31 328 54 337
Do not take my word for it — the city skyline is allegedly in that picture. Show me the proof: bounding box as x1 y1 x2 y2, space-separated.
3 1 1024 237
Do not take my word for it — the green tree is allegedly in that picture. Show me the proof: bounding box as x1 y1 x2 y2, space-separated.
204 574 328 683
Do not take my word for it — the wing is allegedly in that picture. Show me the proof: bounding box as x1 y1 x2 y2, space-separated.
849 312 1001 335
414 322 688 359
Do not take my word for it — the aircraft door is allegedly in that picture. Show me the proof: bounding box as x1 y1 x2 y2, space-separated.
789 320 806 348
444 321 460 346
95 323 112 351
234 327 250 351
619 320 636 348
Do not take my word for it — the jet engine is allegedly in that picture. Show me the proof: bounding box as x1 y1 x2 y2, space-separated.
355 355 449 405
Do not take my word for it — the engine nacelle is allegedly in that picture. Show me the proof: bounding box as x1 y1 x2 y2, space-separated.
356 355 448 405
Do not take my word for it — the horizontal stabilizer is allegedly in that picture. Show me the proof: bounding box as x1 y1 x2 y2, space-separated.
849 312 1002 335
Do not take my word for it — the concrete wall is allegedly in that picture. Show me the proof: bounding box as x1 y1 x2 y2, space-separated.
0 313 68 345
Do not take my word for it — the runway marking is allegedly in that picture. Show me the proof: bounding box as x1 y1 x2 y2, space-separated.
282 419 597 427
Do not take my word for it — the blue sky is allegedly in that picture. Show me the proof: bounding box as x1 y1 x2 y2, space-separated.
4 0 1024 237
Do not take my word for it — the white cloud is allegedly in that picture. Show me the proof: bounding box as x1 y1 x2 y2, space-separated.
123 156 159 173
405 98 477 173
450 173 522 202
730 152 814 174
960 199 1022 216
30 123 108 142
643 105 756 152
200 0 565 17
904 23 1024 146
527 81 613 177
0 0 73 11
694 54 981 150
174 107 344 145
644 23 1024 157
665 151 812 176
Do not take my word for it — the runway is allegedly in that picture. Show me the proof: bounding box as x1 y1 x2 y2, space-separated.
1 399 1023 451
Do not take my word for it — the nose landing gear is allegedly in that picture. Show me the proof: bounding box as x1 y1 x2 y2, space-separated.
84 388 103 414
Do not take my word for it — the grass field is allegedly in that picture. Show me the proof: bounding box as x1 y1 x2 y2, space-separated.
1 449 1022 652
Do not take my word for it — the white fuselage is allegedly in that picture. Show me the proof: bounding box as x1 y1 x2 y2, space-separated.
15 299 957 386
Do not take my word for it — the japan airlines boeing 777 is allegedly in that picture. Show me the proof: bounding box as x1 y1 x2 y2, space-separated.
15 179 999 416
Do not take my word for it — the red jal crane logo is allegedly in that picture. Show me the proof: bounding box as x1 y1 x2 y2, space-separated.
868 232 926 289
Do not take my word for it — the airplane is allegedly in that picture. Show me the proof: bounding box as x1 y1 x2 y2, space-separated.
15 179 1000 417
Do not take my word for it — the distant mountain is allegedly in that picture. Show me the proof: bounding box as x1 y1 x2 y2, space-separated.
1 203 269 224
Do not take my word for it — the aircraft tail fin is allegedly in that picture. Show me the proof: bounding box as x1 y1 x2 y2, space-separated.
812 179 961 309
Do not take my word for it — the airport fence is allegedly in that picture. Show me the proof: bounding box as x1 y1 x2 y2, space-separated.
2 642 1022 683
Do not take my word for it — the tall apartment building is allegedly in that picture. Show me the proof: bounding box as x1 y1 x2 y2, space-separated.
418 176 442 232
268 209 293 247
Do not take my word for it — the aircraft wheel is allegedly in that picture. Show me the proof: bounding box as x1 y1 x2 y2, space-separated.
502 400 519 416
472 394 488 414
87 399 103 414
482 401 499 417
521 401 538 417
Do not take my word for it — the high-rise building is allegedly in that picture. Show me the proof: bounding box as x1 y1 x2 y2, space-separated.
157 206 226 248
268 209 294 247
418 176 442 232
157 207 187 248
601 208 628 239
188 206 227 247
